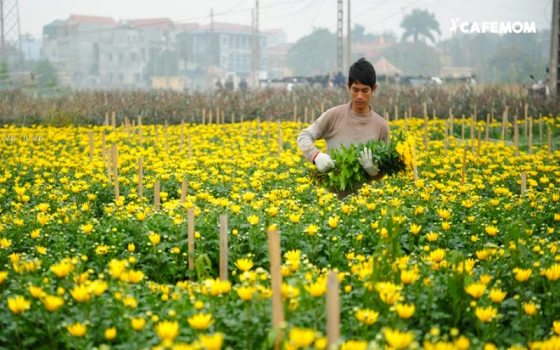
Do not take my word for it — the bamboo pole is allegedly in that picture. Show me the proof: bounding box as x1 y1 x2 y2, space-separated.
477 127 481 158
188 209 195 271
138 157 143 199
267 229 284 349
502 107 508 146
112 145 119 200
521 172 527 195
528 116 533 154
539 114 543 143
326 272 340 348
461 114 465 143
485 113 490 142
514 114 519 156
304 106 308 124
111 111 116 133
524 103 528 137
105 112 109 126
88 132 94 161
548 126 552 156
470 114 475 155
220 214 228 281
154 181 160 210
394 105 398 121
101 130 106 162
181 179 187 204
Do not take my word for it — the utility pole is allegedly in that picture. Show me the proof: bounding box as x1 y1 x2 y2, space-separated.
0 0 23 73
255 0 260 88
336 0 343 73
549 0 559 96
346 0 351 73
251 9 255 88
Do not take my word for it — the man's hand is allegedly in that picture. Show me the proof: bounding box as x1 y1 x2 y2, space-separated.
359 148 379 176
314 152 336 173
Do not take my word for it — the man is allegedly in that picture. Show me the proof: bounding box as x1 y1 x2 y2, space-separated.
297 58 390 200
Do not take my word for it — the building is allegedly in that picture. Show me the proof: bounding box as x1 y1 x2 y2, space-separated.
42 15 116 87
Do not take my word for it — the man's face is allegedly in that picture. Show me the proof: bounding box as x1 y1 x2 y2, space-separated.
347 81 377 109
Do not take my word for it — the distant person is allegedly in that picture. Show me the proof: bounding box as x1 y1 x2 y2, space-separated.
215 79 223 89
297 58 390 200
333 71 346 88
239 79 248 90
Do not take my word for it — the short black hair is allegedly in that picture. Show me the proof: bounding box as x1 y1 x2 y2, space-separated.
348 58 376 88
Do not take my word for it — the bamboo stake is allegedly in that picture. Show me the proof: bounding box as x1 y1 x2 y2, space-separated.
394 105 398 121
449 109 454 137
514 114 519 156
154 181 160 210
267 229 284 349
461 147 467 186
470 114 475 155
539 114 543 143
485 113 490 142
111 111 116 133
528 116 533 154
88 132 94 161
502 107 508 145
326 272 340 348
548 126 552 156
202 108 206 125
321 103 324 114
220 214 228 281
311 108 316 123
101 130 106 162
521 172 527 195
404 112 408 131
105 112 109 126
423 103 428 151
106 147 111 181
138 115 143 146
477 127 481 158
138 157 143 199
112 145 119 200
188 209 195 271
461 114 465 143
524 103 528 137
304 106 308 124
181 179 187 204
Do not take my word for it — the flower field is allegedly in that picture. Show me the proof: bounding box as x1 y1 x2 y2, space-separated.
0 113 559 350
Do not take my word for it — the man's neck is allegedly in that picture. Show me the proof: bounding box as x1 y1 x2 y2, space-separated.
351 102 369 114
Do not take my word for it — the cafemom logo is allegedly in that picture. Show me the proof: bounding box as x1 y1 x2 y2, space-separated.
450 18 537 34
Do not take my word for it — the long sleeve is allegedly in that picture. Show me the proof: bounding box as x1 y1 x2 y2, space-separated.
297 111 333 163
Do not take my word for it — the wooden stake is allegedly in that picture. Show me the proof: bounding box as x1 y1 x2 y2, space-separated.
138 157 143 199
524 103 528 137
188 209 195 271
277 120 283 157
241 114 244 123
470 114 475 155
528 116 533 154
461 114 465 143
326 272 340 349
111 111 116 133
105 112 109 126
304 106 308 124
423 105 428 151
311 108 316 123
106 147 111 181
404 112 408 131
321 103 324 114
208 110 212 125
539 114 543 143
477 127 481 158
181 179 187 204
449 109 454 137
267 229 284 349
502 107 508 145
202 108 206 125
514 114 519 156
112 145 119 200
461 147 467 186
88 131 94 161
394 105 398 121
138 115 143 146
231 113 235 124
154 181 160 210
485 113 490 141
101 130 106 162
548 126 552 156
220 214 228 281
521 172 527 195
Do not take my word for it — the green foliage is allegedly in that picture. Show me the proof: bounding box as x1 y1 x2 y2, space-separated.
400 9 441 43
35 60 58 88
287 28 336 76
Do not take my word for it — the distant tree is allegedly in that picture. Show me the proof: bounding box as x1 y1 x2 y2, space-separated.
287 28 336 76
489 47 536 83
379 41 440 76
400 9 441 44
35 60 57 87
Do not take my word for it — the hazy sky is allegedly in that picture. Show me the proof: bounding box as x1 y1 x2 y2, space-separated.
21 0 552 43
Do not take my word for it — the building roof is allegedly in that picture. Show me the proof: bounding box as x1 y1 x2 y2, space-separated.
67 15 116 25
197 22 254 33
373 57 403 76
175 23 200 32
124 18 174 29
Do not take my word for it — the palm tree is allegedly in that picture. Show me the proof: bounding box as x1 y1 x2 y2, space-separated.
400 9 441 44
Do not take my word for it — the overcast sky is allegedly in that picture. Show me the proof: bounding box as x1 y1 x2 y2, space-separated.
21 0 552 43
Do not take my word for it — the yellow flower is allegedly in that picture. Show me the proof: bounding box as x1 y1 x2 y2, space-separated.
426 232 438 242
400 269 419 285
289 213 301 223
475 306 498 323
465 282 486 299
377 282 401 305
30 229 41 239
429 248 446 263
123 296 137 309
7 295 31 314
70 284 91 303
441 221 451 231
514 268 532 282
95 245 110 255
0 237 12 248
355 308 379 325
289 327 316 348
384 328 415 349
188 313 214 330
479 274 492 285
524 302 537 316
156 321 179 344
553 321 560 335
29 285 45 298
267 206 278 216
131 317 146 330
543 264 560 281
410 223 422 235
105 327 117 340
455 336 470 350
237 285 257 301
198 333 224 350
234 258 254 272
340 340 368 350
305 280 327 297
305 224 320 237
149 233 161 245
42 295 64 312
247 214 259 225
67 322 87 337
328 216 338 228
396 303 416 319
0 271 7 285
81 223 94 234
437 208 451 220
485 225 499 236
127 269 145 283
128 243 136 252
137 212 146 221
315 337 328 350
489 288 507 303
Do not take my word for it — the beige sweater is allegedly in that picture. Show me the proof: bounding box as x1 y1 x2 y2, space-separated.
297 101 390 199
